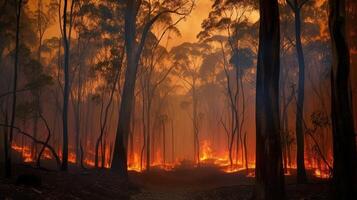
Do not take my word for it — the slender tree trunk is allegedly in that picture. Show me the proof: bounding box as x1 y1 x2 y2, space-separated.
61 0 69 171
254 0 285 199
162 120 166 165
140 89 146 170
292 4 307 183
3 115 9 177
95 57 121 168
239 72 247 169
7 0 23 178
32 114 38 160
329 0 357 198
129 95 135 166
171 119 174 163
146 98 152 170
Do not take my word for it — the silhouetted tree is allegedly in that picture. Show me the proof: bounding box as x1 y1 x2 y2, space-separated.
111 0 193 179
286 0 310 183
254 0 285 199
6 0 23 178
329 0 357 198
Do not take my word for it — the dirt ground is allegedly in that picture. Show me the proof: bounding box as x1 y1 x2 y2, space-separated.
0 164 331 200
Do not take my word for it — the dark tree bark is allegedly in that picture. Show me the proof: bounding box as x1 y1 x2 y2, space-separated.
61 0 70 171
95 52 122 168
329 0 357 199
254 0 285 199
111 0 189 177
111 0 138 179
6 0 23 178
286 0 309 184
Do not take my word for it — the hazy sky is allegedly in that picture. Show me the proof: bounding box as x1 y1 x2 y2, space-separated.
38 0 213 50
168 0 212 47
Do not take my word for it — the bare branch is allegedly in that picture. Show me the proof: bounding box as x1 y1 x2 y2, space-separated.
0 123 61 169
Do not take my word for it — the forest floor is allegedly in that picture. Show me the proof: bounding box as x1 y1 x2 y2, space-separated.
0 163 332 200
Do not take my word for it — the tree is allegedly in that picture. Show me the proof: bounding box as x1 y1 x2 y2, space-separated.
61 0 76 171
198 0 257 169
329 0 357 198
30 0 54 162
6 0 23 178
286 0 311 183
111 0 193 179
254 0 285 199
138 30 177 171
171 42 208 164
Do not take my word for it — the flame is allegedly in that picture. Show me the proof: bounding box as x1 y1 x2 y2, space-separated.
11 144 34 163
128 153 141 172
84 158 95 167
68 152 77 164
200 140 214 161
314 169 330 179
11 140 332 180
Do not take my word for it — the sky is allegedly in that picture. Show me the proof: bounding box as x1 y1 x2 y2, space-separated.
33 0 213 50
168 0 213 48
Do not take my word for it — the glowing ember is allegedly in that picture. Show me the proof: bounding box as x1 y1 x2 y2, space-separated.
68 153 77 164
10 142 332 180
314 169 330 179
200 140 214 161
84 158 95 167
11 144 34 163
128 153 141 172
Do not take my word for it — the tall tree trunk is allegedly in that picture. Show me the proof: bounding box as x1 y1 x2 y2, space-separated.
329 0 357 198
162 119 166 165
112 0 181 178
61 0 70 171
292 3 307 184
3 115 9 177
254 0 285 199
111 0 138 179
171 119 174 163
31 117 38 160
95 58 121 168
7 0 22 178
146 98 152 170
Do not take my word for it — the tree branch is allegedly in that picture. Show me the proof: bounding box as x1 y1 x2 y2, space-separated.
0 123 61 169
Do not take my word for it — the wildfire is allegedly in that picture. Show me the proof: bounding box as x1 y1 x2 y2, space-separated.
10 142 332 180
128 153 141 172
11 144 34 163
314 169 330 179
200 140 214 161
84 158 95 167
68 153 77 164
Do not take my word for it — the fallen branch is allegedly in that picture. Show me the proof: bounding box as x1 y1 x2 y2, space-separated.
0 123 61 169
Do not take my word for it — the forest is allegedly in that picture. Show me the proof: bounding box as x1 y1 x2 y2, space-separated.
0 0 356 199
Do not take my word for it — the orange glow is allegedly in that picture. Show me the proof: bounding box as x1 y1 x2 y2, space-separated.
128 153 141 172
11 141 333 180
314 169 330 179
11 144 34 163
68 153 76 164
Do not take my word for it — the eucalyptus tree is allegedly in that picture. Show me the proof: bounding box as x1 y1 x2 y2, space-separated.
329 0 357 198
285 0 312 183
61 0 77 171
171 42 209 164
6 0 23 178
255 0 285 199
138 27 179 170
73 0 126 168
111 0 194 179
30 0 55 161
198 0 257 168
